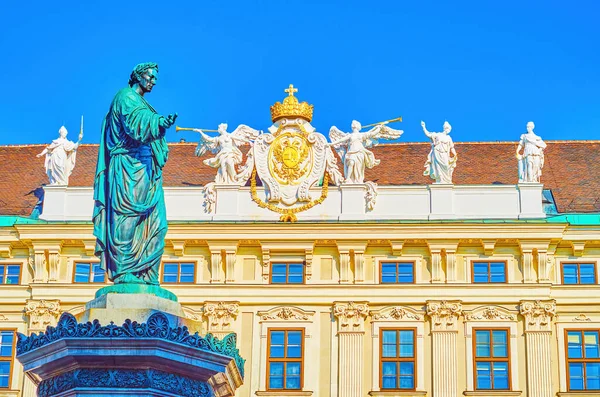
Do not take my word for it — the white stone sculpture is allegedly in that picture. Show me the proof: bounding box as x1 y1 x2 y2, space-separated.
194 123 262 185
37 125 82 185
516 121 546 183
422 121 457 184
329 120 403 184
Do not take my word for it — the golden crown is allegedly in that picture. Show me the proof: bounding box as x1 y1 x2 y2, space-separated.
270 84 314 123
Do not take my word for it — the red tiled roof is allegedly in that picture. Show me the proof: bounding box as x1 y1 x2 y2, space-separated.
0 141 598 216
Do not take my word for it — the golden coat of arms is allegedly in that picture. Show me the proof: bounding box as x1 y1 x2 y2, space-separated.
251 85 342 216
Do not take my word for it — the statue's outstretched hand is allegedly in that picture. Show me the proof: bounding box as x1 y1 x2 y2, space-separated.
160 113 178 129
421 121 426 128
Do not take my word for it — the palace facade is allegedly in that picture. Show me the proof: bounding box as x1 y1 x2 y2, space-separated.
1 111 600 396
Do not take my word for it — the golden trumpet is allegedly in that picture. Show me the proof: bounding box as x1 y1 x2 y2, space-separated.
175 126 218 133
361 116 403 129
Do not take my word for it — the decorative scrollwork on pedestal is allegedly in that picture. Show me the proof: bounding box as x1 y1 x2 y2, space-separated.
333 302 369 332
519 300 556 332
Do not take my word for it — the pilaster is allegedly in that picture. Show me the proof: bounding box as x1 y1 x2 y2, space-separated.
427 300 462 397
333 302 369 397
210 250 223 283
339 251 351 284
520 300 556 397
203 301 240 340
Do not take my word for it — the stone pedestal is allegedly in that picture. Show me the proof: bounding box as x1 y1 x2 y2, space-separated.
429 184 454 220
16 286 244 397
339 184 367 220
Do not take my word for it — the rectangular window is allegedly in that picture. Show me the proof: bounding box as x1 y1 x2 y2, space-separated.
270 263 304 284
473 329 510 390
0 265 20 285
267 329 303 390
472 261 507 283
566 329 600 391
161 262 196 284
73 262 105 283
562 263 597 285
0 330 14 388
380 328 416 390
380 262 415 284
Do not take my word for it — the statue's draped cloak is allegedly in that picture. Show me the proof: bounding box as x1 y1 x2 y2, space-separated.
93 87 168 283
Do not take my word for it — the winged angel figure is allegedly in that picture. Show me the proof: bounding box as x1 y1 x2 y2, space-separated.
194 123 262 184
329 120 403 184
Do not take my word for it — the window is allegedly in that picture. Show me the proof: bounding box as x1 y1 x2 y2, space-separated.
380 328 416 390
0 265 20 285
473 329 510 390
270 263 304 284
562 263 597 285
472 261 507 283
0 331 14 388
380 262 415 284
566 330 600 391
267 329 303 390
161 262 195 284
73 262 105 283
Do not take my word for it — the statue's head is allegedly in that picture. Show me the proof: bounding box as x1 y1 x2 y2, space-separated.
527 121 535 133
58 126 68 138
443 121 452 134
128 62 159 93
218 123 228 135
351 120 361 132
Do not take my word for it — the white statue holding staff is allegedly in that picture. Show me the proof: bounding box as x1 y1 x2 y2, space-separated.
185 123 262 185
329 119 403 184
516 121 546 183
37 117 84 185
421 120 457 184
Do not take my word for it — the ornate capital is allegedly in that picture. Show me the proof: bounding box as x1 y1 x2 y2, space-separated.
426 300 462 331
519 300 556 332
25 299 61 332
465 306 517 322
203 301 239 334
333 301 369 332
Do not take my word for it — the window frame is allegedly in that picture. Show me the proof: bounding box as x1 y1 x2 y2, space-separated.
560 261 598 285
472 327 512 391
266 327 305 391
0 329 16 389
379 327 417 391
379 261 416 284
0 264 21 286
564 328 600 391
471 261 508 284
160 261 197 284
269 262 305 285
72 261 105 284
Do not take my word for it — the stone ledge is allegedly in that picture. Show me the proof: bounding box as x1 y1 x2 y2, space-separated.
557 393 600 397
463 391 522 396
255 391 313 396
369 391 427 396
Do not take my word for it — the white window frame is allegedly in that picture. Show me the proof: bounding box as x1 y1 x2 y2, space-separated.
464 307 519 392
370 306 425 393
556 315 600 393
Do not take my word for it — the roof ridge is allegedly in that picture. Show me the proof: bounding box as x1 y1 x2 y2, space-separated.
1 140 599 149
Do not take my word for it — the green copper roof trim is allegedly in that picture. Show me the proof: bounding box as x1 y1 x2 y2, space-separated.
1 214 599 227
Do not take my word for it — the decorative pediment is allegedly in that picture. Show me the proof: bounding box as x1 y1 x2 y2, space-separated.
258 306 315 322
370 306 422 322
465 306 517 322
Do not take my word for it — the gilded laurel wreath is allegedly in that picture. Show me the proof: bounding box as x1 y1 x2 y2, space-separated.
250 167 329 222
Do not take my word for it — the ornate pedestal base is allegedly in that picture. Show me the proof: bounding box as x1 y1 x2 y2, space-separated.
16 292 244 397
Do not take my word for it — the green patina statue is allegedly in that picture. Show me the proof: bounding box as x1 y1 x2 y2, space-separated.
93 62 177 288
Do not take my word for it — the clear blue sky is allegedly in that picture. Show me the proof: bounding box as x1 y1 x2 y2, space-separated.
1 0 599 145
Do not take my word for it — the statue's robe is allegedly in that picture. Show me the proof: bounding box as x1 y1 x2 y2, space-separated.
93 87 169 284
